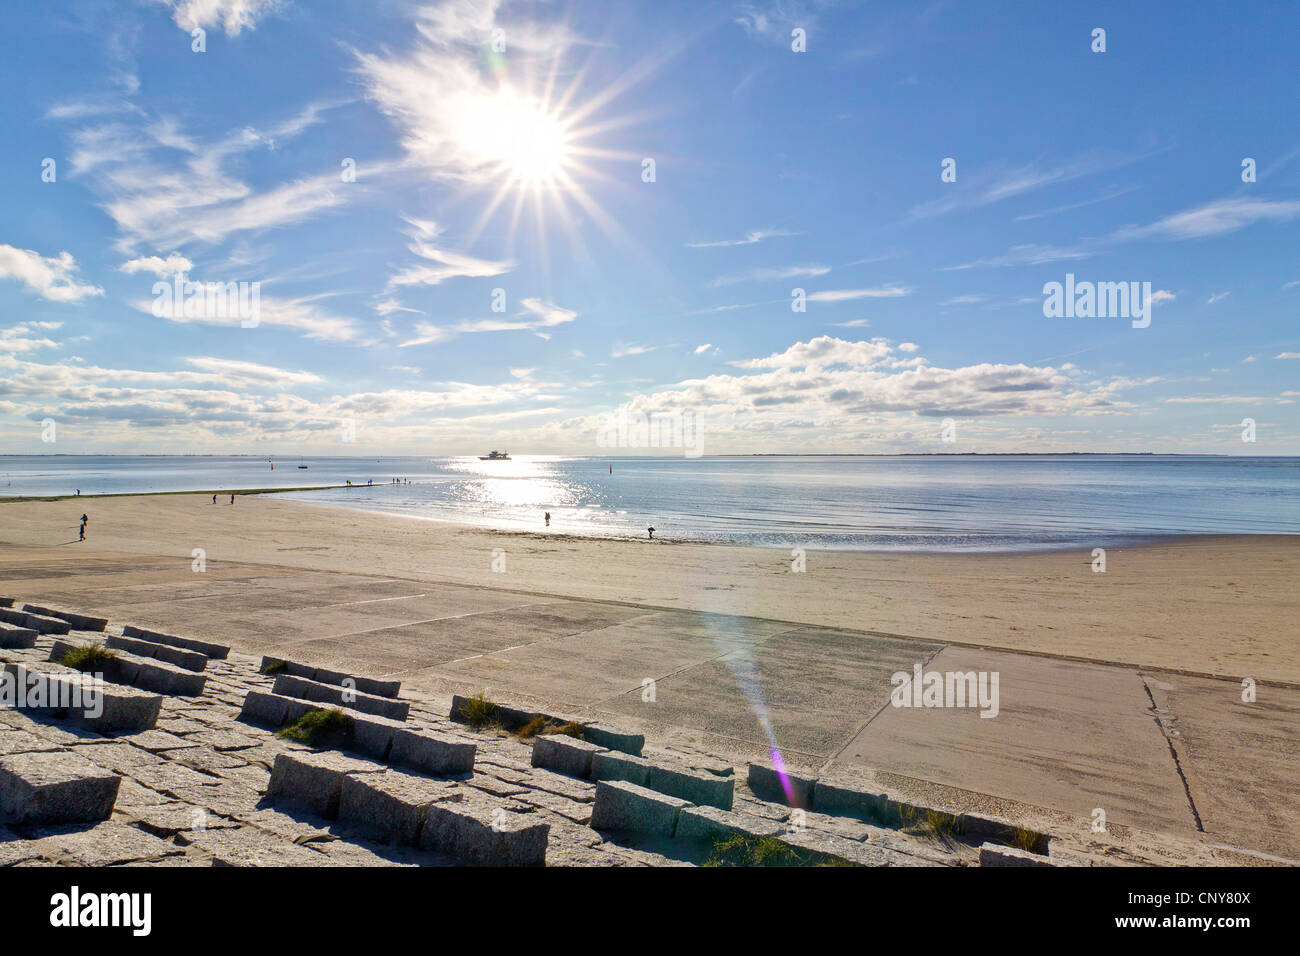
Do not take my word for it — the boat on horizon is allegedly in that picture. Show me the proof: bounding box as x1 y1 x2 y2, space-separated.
478 450 511 461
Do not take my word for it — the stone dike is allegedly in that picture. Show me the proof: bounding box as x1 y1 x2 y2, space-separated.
0 596 1230 867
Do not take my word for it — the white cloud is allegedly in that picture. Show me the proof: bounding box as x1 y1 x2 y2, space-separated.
711 264 829 287
0 245 103 302
1206 291 1231 305
121 254 194 277
156 0 285 36
687 228 799 248
807 286 910 303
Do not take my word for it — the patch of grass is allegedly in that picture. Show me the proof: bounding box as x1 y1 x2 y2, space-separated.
513 715 551 739
260 659 288 675
57 644 118 673
276 708 354 746
925 810 964 837
702 833 851 867
543 721 585 739
1010 826 1042 852
460 693 500 731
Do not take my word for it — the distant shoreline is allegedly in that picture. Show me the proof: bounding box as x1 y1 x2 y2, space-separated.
4 452 1297 460
0 485 348 503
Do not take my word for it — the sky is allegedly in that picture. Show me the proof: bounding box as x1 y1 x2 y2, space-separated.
1 0 1298 456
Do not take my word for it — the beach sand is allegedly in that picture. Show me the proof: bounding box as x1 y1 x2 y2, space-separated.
2 492 1298 859
1 492 1295 683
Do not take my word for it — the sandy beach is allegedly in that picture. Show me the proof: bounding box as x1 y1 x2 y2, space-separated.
2 491 1298 860
1 492 1295 684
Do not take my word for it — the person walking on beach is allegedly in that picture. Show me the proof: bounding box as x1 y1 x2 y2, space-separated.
230 493 235 505
212 493 217 504
79 514 87 541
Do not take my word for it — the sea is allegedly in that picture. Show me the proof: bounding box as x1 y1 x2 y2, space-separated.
2 454 1297 553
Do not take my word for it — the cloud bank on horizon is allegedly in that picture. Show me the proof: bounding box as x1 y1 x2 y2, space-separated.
0 0 1297 454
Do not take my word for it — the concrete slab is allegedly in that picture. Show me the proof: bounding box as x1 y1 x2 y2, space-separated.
831 646 1198 836
1146 671 1300 861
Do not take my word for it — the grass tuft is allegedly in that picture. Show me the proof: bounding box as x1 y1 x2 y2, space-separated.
544 721 585 739
460 693 500 731
57 644 118 673
1010 826 1042 852
276 708 354 746
702 832 859 867
513 715 551 739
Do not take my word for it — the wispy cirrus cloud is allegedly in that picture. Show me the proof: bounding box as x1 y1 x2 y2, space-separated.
808 285 910 302
399 297 577 348
386 218 513 290
687 228 799 249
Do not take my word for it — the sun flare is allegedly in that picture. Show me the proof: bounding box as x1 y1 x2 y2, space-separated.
453 88 573 188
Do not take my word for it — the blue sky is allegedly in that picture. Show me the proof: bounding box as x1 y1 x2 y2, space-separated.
1 0 1297 455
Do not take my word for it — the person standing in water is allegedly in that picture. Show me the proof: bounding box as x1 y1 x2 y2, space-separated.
544 511 551 527
647 526 655 539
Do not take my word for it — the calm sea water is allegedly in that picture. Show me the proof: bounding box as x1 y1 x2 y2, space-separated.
2 455 1297 552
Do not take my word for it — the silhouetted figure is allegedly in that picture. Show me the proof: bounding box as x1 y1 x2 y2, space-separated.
78 522 85 541
647 526 655 539
212 494 217 504
230 494 235 504
544 512 551 527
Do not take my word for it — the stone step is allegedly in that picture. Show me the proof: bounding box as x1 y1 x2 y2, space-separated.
1 661 162 731
270 673 409 721
21 604 108 632
531 733 606 778
237 691 474 774
121 625 229 660
0 625 38 650
105 634 207 672
267 750 386 818
0 607 70 635
417 791 549 866
259 657 400 698
48 639 207 698
0 750 121 825
590 779 690 836
336 768 463 846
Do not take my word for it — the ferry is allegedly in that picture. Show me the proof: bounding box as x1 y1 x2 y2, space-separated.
478 450 511 461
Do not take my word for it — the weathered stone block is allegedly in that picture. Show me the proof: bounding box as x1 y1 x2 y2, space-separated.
648 763 734 810
590 751 653 786
676 804 786 843
388 728 475 775
0 608 69 634
267 750 386 818
0 751 121 825
747 762 816 808
418 795 548 865
237 690 290 727
107 635 207 672
811 777 891 823
590 780 690 836
337 770 460 845
979 842 1055 867
23 604 108 632
582 722 644 756
310 666 401 700
0 625 37 649
271 673 409 721
531 734 606 779
121 625 229 659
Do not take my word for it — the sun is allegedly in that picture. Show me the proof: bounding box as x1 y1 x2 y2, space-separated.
454 88 573 188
